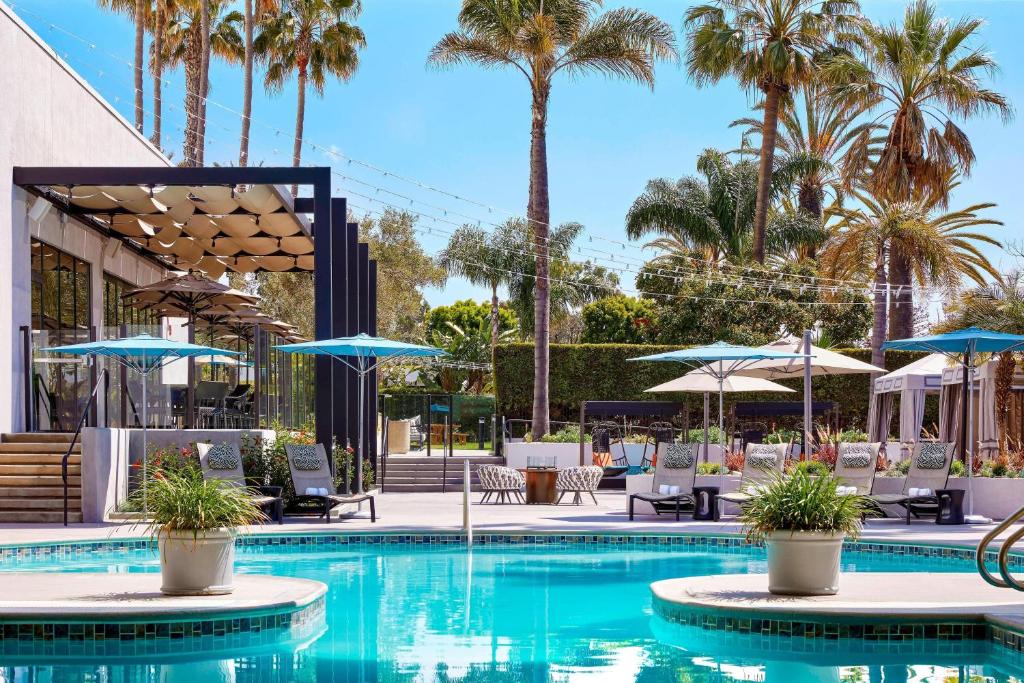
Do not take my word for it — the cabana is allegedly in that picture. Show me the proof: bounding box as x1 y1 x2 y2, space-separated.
868 353 946 446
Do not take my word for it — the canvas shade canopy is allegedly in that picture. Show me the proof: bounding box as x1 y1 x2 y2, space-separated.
870 353 947 444
629 342 805 454
275 334 446 492
731 335 886 455
646 372 794 458
41 334 239 519
883 327 1024 519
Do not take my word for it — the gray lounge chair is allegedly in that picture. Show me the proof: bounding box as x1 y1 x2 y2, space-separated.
629 442 700 521
832 442 882 495
285 443 376 523
196 441 283 524
717 442 789 515
869 441 955 524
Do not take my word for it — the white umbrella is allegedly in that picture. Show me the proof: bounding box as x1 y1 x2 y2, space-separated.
646 373 795 458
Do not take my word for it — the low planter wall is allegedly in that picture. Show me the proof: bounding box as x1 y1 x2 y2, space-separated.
506 442 725 469
873 476 1023 521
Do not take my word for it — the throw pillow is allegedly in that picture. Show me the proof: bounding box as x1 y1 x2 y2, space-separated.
663 444 695 469
916 443 949 470
748 444 779 471
840 444 873 469
292 445 323 471
206 443 239 470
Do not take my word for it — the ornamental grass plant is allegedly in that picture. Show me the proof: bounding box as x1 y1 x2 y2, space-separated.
740 469 873 544
133 469 265 541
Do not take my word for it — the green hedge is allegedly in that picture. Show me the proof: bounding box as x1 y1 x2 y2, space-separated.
493 343 929 429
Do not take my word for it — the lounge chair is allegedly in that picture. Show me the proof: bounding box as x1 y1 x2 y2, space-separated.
869 441 955 524
478 464 525 504
284 443 376 523
628 442 700 521
716 442 789 515
196 441 283 524
555 465 603 505
832 442 882 494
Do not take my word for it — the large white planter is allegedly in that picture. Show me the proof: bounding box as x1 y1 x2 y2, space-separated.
158 528 236 596
766 530 844 596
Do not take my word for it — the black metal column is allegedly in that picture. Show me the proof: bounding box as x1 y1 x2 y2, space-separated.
312 174 333 452
330 198 349 465
345 223 360 461
368 260 378 471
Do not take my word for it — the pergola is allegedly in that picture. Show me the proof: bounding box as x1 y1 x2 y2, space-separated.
14 166 377 466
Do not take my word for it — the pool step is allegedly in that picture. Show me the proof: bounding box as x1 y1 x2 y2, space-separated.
0 433 84 523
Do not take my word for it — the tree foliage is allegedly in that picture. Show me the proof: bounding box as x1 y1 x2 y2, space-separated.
580 295 658 344
426 299 517 340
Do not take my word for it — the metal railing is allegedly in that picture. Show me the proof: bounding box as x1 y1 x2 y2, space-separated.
63 369 108 527
976 504 1024 590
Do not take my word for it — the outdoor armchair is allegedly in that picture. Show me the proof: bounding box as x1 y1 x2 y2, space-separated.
628 442 700 521
196 441 283 524
716 442 789 515
832 442 882 495
284 443 376 523
555 466 603 505
868 441 956 524
478 464 525 504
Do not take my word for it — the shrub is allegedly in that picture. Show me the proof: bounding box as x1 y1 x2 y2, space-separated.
740 470 872 543
950 459 966 477
539 425 582 443
686 426 725 444
794 460 831 477
580 295 658 344
839 429 869 443
725 450 745 473
813 444 837 468
131 469 265 539
766 429 800 445
697 462 727 475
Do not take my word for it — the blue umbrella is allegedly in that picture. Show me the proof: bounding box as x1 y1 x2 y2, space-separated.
629 342 805 456
883 327 1024 519
276 334 446 493
43 334 240 515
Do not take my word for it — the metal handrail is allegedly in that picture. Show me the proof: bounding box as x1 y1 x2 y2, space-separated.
976 503 1024 589
63 369 108 527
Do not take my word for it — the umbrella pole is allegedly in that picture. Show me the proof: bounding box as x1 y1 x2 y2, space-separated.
803 329 812 461
966 346 975 517
703 392 710 463
356 358 366 494
718 361 725 457
142 368 148 515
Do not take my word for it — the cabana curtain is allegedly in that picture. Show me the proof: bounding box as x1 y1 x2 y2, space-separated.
898 387 928 444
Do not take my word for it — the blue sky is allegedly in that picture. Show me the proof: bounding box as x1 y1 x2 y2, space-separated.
11 0 1023 309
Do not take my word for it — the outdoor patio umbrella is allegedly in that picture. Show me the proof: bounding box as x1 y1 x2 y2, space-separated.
733 333 886 456
124 273 258 427
645 372 794 459
883 327 1024 520
42 334 239 517
275 334 446 493
628 342 805 456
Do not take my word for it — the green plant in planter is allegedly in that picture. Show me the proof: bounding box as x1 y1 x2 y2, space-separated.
740 470 872 544
950 459 966 477
697 462 726 475
135 469 266 540
793 460 831 477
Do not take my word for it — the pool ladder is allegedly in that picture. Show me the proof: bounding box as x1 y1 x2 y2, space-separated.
976 504 1024 590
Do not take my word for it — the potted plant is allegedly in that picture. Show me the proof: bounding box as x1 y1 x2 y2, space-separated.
741 469 871 596
134 469 265 595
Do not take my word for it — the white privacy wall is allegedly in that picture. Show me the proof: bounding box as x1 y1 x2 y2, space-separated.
0 3 170 432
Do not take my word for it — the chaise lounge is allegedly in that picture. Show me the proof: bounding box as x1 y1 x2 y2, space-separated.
868 441 955 523
628 442 700 521
284 443 376 523
716 442 789 516
196 441 284 524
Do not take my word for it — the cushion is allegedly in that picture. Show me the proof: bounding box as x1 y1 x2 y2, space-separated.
291 445 324 471
916 443 949 470
748 444 778 471
840 444 873 469
663 444 695 469
206 443 239 470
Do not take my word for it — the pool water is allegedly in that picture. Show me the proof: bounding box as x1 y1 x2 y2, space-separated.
2 539 1023 682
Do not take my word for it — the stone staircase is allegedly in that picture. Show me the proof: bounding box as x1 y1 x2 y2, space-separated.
0 433 80 523
380 455 504 493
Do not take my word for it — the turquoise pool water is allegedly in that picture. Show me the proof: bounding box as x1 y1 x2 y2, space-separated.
2 538 1023 682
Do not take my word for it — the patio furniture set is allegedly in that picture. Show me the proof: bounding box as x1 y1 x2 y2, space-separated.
478 464 604 505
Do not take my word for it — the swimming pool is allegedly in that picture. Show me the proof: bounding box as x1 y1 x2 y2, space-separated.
2 534 1023 682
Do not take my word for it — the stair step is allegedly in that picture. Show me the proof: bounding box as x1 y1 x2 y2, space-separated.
1 433 74 444
0 497 80 510
0 475 81 486
385 457 502 465
0 464 81 476
381 483 482 493
0 443 80 454
0 511 82 523
0 454 81 465
383 477 478 485
0 486 81 498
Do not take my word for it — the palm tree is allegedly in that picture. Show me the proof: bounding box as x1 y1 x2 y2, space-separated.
626 148 823 264
148 0 172 149
685 0 860 263
97 0 149 134
257 0 365 191
822 183 1003 367
732 85 882 244
429 0 676 438
824 0 1012 337
162 0 243 165
437 219 525 358
239 1 279 166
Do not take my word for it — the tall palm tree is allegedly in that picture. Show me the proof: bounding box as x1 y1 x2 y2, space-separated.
429 0 676 439
685 0 859 263
257 0 365 191
822 183 1003 367
97 0 149 134
163 0 243 165
240 1 280 166
437 219 525 358
148 0 172 149
824 0 1012 337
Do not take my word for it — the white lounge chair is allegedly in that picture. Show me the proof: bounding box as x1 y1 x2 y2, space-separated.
629 442 700 521
832 442 883 495
717 442 789 515
284 442 376 523
196 441 283 524
869 441 955 524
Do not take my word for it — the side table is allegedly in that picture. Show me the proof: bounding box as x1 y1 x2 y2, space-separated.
692 486 720 521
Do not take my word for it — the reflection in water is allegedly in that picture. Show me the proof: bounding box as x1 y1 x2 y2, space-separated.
2 544 1024 682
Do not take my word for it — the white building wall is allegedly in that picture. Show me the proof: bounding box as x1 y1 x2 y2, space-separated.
0 3 170 432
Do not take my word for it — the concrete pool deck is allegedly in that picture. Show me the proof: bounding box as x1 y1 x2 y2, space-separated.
0 491 1017 548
